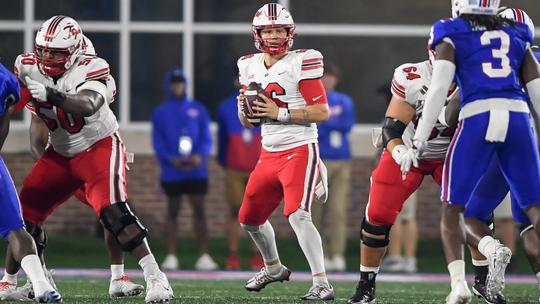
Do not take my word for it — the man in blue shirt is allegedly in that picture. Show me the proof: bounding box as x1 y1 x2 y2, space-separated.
152 67 216 270
311 63 355 272
0 63 61 302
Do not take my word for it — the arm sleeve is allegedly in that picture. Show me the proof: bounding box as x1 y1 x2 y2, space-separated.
151 109 174 163
217 103 228 167
193 106 212 157
414 60 456 142
299 78 327 105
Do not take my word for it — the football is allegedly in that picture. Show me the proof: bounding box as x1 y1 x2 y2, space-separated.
243 82 266 125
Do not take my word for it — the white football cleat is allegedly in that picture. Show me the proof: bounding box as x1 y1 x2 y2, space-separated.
446 281 472 304
486 246 512 299
34 288 62 303
161 254 179 270
245 266 291 292
109 275 144 298
0 281 22 301
301 284 335 301
145 273 173 303
194 253 218 271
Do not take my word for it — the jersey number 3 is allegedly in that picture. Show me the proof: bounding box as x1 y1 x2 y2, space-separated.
480 31 511 78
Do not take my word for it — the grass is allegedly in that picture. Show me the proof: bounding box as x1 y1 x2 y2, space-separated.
0 236 537 303
0 235 534 273
2 279 538 304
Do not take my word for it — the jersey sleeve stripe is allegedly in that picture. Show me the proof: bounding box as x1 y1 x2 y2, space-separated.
302 58 322 64
25 103 36 113
392 77 406 91
86 71 109 81
301 65 323 71
391 82 406 98
86 67 109 78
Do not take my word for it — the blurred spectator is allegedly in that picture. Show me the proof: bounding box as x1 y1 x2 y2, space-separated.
311 63 355 272
151 67 217 270
217 76 264 270
380 193 418 273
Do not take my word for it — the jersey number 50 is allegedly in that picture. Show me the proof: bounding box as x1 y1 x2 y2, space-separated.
480 31 511 78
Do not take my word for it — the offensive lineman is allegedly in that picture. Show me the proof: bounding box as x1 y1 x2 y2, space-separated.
3 16 173 303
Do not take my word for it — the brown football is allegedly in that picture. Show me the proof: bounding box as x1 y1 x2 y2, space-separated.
243 82 266 125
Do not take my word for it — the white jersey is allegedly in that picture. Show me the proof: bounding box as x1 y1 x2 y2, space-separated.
237 49 324 152
391 60 457 160
15 53 118 157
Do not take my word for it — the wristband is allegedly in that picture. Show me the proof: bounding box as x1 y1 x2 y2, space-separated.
46 87 66 106
277 108 290 122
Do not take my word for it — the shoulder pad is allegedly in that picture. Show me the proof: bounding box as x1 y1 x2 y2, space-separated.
428 18 465 50
14 53 39 83
239 53 256 60
391 62 426 100
294 49 309 53
78 56 110 81
513 22 534 45
299 49 324 80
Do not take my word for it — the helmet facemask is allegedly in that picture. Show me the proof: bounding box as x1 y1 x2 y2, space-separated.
252 25 295 56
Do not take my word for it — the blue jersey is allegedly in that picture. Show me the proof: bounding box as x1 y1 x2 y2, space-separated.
0 63 24 239
535 51 540 62
0 63 20 115
429 18 533 107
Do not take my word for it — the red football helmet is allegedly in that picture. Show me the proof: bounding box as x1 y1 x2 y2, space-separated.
34 15 83 76
252 3 295 55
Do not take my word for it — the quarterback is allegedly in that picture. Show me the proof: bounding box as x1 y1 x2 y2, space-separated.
236 3 334 301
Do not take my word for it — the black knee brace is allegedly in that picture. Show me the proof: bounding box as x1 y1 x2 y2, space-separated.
360 217 392 248
25 221 47 252
100 202 148 252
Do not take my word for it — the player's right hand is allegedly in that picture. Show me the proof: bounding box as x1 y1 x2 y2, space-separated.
25 76 47 102
237 89 246 117
391 144 419 179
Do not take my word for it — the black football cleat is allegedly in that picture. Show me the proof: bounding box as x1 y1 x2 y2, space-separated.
472 282 506 304
347 281 376 304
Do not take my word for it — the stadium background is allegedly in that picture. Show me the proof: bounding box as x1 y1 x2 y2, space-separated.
0 0 538 256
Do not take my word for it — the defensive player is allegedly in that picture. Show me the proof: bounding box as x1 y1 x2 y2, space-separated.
0 63 62 303
463 7 540 303
4 16 173 303
413 0 540 302
346 51 460 304
236 3 334 300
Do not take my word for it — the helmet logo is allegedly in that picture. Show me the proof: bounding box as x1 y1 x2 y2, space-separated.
64 25 81 40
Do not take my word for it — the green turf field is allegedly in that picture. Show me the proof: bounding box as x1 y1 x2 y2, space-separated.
2 279 537 304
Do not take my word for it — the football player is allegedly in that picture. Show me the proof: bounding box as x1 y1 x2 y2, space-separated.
0 63 62 303
0 34 144 301
413 0 540 302
463 7 540 303
236 3 334 300
3 16 173 303
346 50 461 303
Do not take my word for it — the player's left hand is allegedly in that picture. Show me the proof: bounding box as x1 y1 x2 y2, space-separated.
391 145 419 179
253 93 279 120
25 76 47 102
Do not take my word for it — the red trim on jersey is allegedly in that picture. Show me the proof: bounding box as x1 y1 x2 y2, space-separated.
301 65 323 71
391 86 406 99
392 77 405 91
299 78 327 105
302 58 322 64
86 67 109 78
481 0 488 8
13 79 32 113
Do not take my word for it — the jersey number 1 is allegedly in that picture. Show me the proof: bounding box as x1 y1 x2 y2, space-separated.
480 31 511 78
